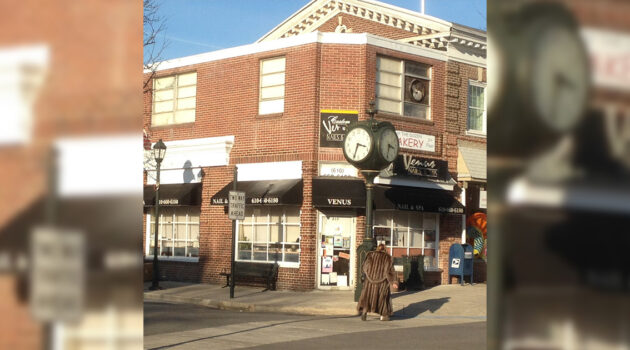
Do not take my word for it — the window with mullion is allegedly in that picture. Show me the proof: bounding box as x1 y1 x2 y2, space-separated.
376 56 431 120
237 206 300 264
467 82 486 134
152 72 197 126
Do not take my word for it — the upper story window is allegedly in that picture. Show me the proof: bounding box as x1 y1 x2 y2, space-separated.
259 56 286 115
376 56 431 120
467 81 486 134
151 72 197 126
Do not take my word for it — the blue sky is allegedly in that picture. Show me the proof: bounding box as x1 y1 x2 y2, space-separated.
149 0 486 61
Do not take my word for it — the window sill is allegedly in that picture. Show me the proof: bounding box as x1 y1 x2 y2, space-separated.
465 130 486 138
376 112 434 125
145 256 199 263
149 122 195 130
257 112 284 119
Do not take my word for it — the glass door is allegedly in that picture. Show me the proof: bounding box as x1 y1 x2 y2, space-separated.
317 213 355 289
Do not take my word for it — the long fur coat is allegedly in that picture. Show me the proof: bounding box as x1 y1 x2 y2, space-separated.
357 250 396 316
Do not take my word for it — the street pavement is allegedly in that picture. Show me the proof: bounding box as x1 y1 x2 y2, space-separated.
144 281 486 318
144 301 486 350
144 281 486 349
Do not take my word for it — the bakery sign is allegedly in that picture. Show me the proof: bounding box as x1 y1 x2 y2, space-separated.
320 110 358 148
393 154 449 181
396 131 435 153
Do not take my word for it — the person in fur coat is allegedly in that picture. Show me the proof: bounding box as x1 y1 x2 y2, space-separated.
357 243 398 321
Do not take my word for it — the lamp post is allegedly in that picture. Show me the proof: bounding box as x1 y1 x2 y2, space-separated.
150 139 167 290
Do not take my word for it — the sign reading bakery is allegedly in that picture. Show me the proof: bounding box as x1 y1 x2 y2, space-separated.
396 131 435 153
393 154 449 181
320 110 358 148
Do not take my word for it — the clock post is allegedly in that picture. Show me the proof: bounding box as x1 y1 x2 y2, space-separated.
342 100 399 302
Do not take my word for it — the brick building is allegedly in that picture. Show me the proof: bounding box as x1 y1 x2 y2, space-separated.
143 0 487 290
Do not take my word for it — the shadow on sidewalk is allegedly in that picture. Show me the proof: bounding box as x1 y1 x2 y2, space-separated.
393 297 450 319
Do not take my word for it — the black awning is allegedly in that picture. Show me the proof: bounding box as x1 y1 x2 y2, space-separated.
374 185 464 214
144 183 202 207
211 179 302 206
312 177 366 208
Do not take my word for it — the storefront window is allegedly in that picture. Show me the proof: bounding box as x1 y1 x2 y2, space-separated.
237 206 301 264
373 211 439 270
148 207 200 258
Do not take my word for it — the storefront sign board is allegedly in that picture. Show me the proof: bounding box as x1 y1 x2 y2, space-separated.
396 130 436 152
320 110 358 148
393 154 449 181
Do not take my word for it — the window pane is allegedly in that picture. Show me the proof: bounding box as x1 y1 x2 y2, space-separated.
173 241 186 257
152 113 173 126
161 223 173 240
392 228 406 247
376 84 401 100
178 72 197 86
238 243 252 260
468 108 483 131
424 255 437 269
160 243 172 256
174 109 195 123
239 224 252 241
377 71 402 87
285 207 300 223
410 229 423 248
270 224 281 243
259 99 284 114
270 208 281 224
393 212 408 228
154 89 173 102
255 209 268 223
286 225 300 243
154 76 174 90
178 85 196 98
285 244 300 262
373 227 391 246
404 102 429 119
261 57 285 74
409 214 421 229
405 62 429 78
154 101 173 113
253 244 267 261
261 85 285 99
177 97 196 110
175 224 187 240
423 214 437 230
376 98 401 114
254 225 267 242
261 72 285 87
189 213 200 223
374 211 391 227
424 230 436 248
377 57 402 73
269 243 282 262
189 224 199 241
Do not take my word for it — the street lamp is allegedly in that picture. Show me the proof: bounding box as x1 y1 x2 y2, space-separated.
150 139 167 290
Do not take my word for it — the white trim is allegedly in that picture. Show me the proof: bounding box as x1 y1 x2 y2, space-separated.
460 188 466 244
145 213 152 255
148 32 448 74
374 176 454 191
237 161 303 181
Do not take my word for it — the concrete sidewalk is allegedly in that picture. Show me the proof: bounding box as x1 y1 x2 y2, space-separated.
144 281 486 320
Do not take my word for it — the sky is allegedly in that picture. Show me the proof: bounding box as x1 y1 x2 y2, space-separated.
148 0 486 62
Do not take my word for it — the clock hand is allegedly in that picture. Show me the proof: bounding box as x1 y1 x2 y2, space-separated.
353 144 359 159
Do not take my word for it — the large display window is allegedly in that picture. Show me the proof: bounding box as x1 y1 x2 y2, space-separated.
373 211 439 270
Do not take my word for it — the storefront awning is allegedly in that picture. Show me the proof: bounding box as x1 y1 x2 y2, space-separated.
211 179 302 205
143 183 202 206
374 185 464 214
457 140 486 182
312 177 366 208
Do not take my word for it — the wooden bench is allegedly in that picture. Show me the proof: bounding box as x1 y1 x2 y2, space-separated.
220 261 279 291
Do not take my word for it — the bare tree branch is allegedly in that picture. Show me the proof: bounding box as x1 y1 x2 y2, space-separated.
143 0 169 92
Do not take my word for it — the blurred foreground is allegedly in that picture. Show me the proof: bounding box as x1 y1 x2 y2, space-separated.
488 0 630 349
0 1 143 349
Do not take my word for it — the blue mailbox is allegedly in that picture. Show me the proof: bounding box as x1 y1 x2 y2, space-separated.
448 243 474 285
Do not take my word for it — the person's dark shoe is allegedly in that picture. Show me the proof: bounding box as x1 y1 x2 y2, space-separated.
361 312 367 321
380 315 390 321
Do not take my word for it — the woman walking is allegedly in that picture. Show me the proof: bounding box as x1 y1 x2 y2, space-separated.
357 243 398 321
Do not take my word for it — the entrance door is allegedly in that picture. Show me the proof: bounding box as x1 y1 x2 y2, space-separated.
317 213 355 290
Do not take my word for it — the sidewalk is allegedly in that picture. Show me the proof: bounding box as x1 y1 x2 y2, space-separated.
144 281 486 319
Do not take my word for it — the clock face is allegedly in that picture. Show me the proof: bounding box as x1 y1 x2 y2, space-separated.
530 20 589 132
410 80 425 102
379 128 399 163
344 127 372 162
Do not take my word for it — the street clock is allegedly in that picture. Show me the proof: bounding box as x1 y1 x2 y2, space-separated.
343 104 399 171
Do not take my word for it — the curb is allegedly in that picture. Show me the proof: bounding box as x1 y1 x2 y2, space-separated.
144 292 358 317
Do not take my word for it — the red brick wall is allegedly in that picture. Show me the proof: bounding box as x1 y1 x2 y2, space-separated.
143 38 478 289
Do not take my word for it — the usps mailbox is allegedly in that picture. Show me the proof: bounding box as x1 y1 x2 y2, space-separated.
448 243 474 286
